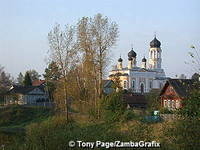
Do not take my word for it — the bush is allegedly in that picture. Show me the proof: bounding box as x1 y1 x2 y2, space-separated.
178 89 200 118
160 108 173 114
25 115 74 150
163 118 200 150
121 110 135 122
24 115 130 150
0 105 52 127
101 91 126 123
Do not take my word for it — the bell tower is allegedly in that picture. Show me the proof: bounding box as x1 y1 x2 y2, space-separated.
149 35 162 70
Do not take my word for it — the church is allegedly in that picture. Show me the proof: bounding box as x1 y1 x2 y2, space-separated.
108 36 167 93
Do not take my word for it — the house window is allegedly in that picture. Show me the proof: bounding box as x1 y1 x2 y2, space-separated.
149 81 152 89
123 81 127 89
140 83 144 93
160 83 163 88
164 100 167 107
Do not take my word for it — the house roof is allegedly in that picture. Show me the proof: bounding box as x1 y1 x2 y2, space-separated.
160 79 198 98
32 80 45 86
123 93 147 108
7 85 44 95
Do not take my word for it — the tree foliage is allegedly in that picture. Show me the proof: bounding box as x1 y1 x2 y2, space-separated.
48 23 78 120
0 65 12 94
179 89 200 118
43 61 61 101
77 14 118 118
23 72 32 86
101 91 126 122
27 69 41 81
187 45 200 73
146 89 161 111
17 72 24 85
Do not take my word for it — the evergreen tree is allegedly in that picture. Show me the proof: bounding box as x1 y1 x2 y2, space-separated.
23 72 32 86
191 73 199 81
17 72 24 85
0 65 12 94
43 61 61 101
27 69 41 81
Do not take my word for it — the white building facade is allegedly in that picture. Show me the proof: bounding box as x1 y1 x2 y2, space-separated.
108 36 167 93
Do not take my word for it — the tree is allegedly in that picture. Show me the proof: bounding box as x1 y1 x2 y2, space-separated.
179 89 200 118
43 61 61 101
77 14 119 118
111 74 122 91
0 65 12 94
23 72 32 86
48 23 78 121
27 69 41 81
165 89 200 150
101 91 126 122
191 73 199 81
146 89 161 112
91 13 118 100
17 72 24 85
187 45 200 73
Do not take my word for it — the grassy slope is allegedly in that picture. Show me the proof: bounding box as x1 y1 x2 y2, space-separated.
0 105 53 132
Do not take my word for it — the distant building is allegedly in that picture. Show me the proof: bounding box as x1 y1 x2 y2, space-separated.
4 85 49 105
159 79 196 110
108 36 167 94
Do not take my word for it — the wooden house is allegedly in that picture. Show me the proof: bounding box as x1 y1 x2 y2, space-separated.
159 79 196 110
4 85 49 105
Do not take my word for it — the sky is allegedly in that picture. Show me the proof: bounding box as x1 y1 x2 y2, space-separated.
0 0 199 79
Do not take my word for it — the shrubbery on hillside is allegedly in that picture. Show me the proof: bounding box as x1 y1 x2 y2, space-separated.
101 91 136 123
0 105 52 127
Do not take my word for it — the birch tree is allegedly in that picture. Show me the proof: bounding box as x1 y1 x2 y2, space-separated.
77 14 118 118
48 24 78 121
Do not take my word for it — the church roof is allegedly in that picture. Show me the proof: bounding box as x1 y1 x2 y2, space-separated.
128 48 137 58
150 37 161 48
142 57 147 62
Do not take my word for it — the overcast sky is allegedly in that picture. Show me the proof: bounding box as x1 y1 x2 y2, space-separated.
0 0 199 79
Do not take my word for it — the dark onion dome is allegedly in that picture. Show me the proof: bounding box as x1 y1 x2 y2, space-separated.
150 37 161 48
128 48 137 58
128 57 133 61
142 57 147 62
118 57 123 62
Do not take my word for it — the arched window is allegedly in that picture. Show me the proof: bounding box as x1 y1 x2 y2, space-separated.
140 83 144 94
132 80 135 89
123 81 127 89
